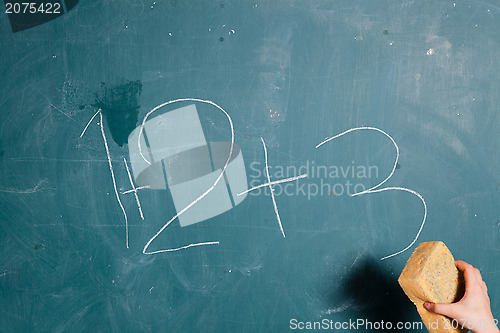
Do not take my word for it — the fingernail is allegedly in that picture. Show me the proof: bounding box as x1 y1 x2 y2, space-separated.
424 302 430 308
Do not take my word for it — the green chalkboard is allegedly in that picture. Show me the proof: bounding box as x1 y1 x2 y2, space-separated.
1 0 499 332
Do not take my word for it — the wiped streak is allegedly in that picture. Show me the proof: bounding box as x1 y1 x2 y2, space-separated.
261 137 286 238
79 109 100 138
122 185 150 194
123 157 145 220
365 187 427 261
316 127 399 195
0 179 47 194
236 174 308 196
99 112 129 249
51 103 76 122
142 99 233 255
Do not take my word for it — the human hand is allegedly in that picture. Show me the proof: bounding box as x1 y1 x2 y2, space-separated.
424 260 499 333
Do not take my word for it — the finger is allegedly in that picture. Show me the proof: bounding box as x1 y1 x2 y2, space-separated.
475 267 484 281
424 302 461 319
455 260 481 289
454 260 473 272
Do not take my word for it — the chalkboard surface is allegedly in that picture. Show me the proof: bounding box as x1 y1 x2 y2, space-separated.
1 1 499 332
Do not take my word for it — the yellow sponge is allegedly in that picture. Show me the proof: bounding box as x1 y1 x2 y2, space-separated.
398 241 466 333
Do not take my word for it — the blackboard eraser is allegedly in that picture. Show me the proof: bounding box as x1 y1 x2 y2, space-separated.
398 241 466 333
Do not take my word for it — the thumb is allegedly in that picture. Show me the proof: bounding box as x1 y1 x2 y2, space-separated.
424 302 460 318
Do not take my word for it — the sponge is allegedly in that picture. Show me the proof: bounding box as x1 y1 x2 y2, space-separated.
398 241 466 333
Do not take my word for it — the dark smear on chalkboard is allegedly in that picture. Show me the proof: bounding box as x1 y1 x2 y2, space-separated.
337 256 413 332
395 163 401 169
65 0 80 11
93 80 142 146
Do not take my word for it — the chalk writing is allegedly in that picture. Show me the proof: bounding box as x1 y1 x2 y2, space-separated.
237 138 307 237
99 111 129 249
122 186 150 194
140 99 234 254
83 101 427 260
79 109 100 138
123 157 145 220
237 174 308 196
316 127 427 260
